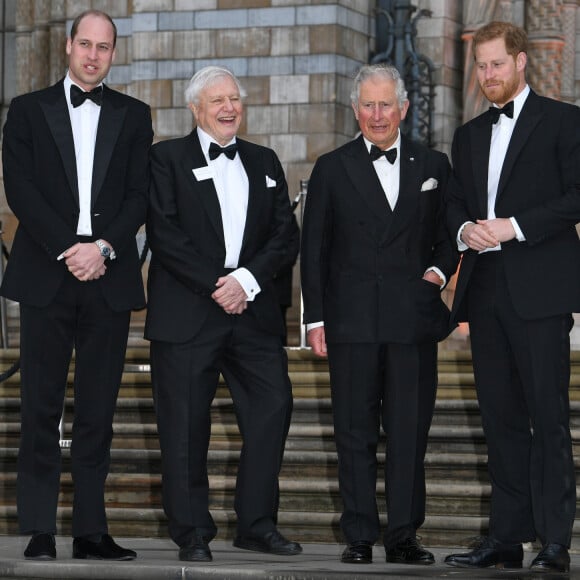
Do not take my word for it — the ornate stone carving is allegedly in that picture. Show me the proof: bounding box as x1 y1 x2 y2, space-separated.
526 0 564 100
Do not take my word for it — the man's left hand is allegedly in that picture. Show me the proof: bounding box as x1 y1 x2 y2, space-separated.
212 275 248 314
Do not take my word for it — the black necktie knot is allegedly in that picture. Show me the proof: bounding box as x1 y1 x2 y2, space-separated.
70 84 103 108
489 101 514 124
369 144 397 164
209 142 238 160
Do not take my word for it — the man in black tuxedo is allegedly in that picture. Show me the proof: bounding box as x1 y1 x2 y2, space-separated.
444 22 580 574
300 64 458 566
145 65 301 562
1 10 152 561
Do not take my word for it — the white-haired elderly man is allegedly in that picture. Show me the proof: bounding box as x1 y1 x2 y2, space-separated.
301 63 458 566
145 65 301 562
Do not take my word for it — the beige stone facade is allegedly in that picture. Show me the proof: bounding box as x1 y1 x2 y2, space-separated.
0 0 579 343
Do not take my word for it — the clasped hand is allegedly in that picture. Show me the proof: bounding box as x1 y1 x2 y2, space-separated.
461 218 516 251
212 275 248 315
63 242 106 281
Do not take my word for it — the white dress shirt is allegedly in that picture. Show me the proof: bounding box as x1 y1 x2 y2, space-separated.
457 85 530 252
365 134 401 210
64 73 101 237
197 127 260 301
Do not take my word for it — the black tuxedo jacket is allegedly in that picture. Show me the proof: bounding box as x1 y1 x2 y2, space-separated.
144 130 297 343
301 134 459 344
447 90 580 321
1 79 152 311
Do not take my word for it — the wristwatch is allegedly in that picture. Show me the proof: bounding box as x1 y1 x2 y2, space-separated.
94 239 111 259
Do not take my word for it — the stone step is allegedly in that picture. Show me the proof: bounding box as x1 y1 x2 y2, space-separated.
2 341 580 549
0 500 579 549
1 348 580 398
0 472 496 513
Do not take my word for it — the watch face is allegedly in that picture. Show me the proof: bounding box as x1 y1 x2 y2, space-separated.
96 240 110 257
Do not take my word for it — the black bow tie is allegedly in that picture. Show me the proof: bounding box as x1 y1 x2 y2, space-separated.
209 142 238 160
489 101 514 124
70 84 103 107
369 145 397 164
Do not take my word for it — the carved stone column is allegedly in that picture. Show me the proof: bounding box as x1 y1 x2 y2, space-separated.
29 0 51 91
525 0 564 100
15 0 33 94
49 0 66 86
15 0 66 94
560 0 577 103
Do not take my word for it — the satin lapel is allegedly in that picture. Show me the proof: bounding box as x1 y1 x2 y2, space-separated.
91 87 126 208
184 131 225 245
342 136 392 224
39 82 79 208
497 92 542 200
469 115 493 218
382 137 422 244
236 139 261 253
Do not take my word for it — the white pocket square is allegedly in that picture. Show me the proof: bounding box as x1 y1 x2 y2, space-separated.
266 175 276 188
421 178 438 191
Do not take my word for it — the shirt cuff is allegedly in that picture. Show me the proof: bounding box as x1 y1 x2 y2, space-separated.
229 267 261 302
424 266 446 289
510 217 526 242
306 321 324 332
457 221 473 252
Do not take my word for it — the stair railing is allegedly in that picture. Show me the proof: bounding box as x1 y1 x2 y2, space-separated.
295 179 309 349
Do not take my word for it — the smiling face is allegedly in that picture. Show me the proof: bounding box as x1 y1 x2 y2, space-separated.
66 13 116 91
352 76 409 150
189 76 243 145
475 36 526 106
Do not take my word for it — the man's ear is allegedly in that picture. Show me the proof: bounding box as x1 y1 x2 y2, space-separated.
516 51 527 72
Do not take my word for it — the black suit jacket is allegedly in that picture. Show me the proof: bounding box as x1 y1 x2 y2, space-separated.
144 130 298 343
301 134 459 344
1 80 152 311
447 90 580 321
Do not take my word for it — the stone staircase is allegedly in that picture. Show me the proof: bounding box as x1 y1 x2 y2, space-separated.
0 313 579 551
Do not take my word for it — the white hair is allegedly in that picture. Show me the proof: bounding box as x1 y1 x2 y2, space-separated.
184 66 247 105
350 63 408 108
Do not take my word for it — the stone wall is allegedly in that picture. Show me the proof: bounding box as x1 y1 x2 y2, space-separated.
1 0 579 344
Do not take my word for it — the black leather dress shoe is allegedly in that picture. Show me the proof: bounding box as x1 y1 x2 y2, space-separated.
341 541 373 564
233 530 302 555
530 543 570 573
386 536 435 565
24 533 56 560
444 537 522 569
72 534 136 560
179 536 212 562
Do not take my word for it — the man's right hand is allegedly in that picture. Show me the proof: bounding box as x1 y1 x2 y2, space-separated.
307 326 328 358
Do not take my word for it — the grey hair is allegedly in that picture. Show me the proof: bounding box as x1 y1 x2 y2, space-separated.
184 66 247 105
350 64 408 108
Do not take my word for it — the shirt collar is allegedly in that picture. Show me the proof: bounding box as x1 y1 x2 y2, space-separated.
197 127 237 162
64 71 103 107
363 130 401 155
490 84 530 122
